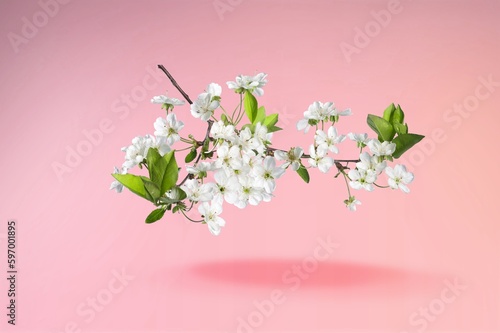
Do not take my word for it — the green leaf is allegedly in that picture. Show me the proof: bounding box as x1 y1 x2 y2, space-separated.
392 105 405 124
263 113 279 127
146 149 179 195
383 103 396 122
296 166 310 183
185 148 197 163
267 125 282 133
367 114 395 141
146 148 164 183
141 177 161 202
244 91 258 123
161 152 178 194
158 197 178 205
253 106 266 125
392 133 425 159
177 187 187 200
112 173 153 202
393 122 408 135
165 186 187 202
145 208 166 224
201 138 210 154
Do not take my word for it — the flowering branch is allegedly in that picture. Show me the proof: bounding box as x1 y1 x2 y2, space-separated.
157 67 361 173
110 65 425 236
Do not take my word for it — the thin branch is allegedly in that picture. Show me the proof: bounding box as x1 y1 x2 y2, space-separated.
266 146 306 156
157 65 193 104
180 209 204 223
335 159 361 163
157 64 215 187
266 147 360 163
178 120 214 186
340 170 352 198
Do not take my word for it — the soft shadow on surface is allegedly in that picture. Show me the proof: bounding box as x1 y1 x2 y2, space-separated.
187 259 442 291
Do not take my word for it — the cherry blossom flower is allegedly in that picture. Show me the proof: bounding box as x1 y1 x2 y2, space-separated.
154 113 184 146
308 144 334 173
367 139 396 157
315 126 345 154
227 73 268 96
385 165 414 193
199 198 226 236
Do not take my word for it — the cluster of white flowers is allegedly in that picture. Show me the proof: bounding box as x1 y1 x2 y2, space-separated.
296 101 352 133
177 121 288 235
347 139 414 199
227 73 268 96
294 101 415 213
112 76 288 235
111 70 418 236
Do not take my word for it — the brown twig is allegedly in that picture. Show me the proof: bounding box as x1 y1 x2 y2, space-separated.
157 65 193 104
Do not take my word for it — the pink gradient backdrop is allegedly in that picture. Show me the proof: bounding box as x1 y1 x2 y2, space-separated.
1 0 499 332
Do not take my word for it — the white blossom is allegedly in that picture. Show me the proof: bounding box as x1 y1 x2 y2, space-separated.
186 162 213 178
348 133 369 147
198 198 226 236
348 168 376 191
385 165 414 193
332 107 352 116
233 176 265 208
232 151 259 180
121 135 168 169
213 170 241 204
296 101 335 133
210 121 236 141
253 156 285 193
207 83 222 98
274 147 303 171
296 118 312 133
344 196 361 211
233 127 254 153
248 123 271 154
191 83 221 121
110 166 127 193
356 152 387 175
367 139 396 157
150 95 185 109
180 179 213 202
227 73 268 96
315 127 345 154
307 144 334 173
215 142 243 171
154 113 184 146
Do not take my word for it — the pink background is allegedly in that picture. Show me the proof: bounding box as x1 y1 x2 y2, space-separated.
1 0 499 332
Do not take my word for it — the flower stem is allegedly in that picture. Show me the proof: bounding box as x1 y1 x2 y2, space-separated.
180 209 204 223
341 170 352 198
175 146 194 152
231 94 243 123
234 94 245 124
